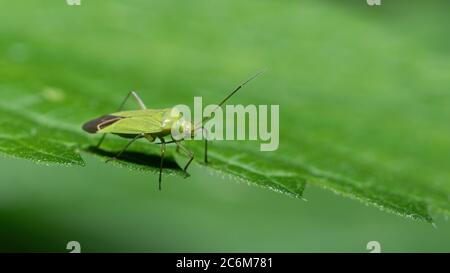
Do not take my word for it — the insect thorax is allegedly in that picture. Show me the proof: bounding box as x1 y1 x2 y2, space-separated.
156 108 194 140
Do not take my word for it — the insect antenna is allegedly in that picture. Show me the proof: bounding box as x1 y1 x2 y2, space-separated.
195 69 266 129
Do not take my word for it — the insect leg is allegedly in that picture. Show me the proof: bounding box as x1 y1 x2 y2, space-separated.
105 134 143 163
158 137 166 190
191 126 209 163
174 141 194 177
96 91 146 148
117 91 147 111
155 140 177 145
202 126 209 163
96 134 107 148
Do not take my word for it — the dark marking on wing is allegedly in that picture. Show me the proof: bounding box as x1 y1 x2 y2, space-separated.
82 115 123 133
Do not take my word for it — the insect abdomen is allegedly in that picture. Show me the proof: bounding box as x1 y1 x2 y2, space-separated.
82 115 123 133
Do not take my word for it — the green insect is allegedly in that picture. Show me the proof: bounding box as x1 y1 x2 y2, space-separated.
82 71 263 190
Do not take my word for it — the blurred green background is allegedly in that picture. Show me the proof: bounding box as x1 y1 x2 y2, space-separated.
1 0 450 252
1 156 449 252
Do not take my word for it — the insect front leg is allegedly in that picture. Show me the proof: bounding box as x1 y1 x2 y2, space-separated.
105 134 144 163
96 91 147 148
158 137 166 190
192 126 209 164
202 126 209 163
174 141 194 178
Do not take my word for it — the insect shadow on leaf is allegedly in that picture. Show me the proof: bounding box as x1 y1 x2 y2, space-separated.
85 146 181 172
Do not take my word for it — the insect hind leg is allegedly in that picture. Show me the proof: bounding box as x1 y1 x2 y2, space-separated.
118 91 147 111
96 134 107 148
96 91 147 149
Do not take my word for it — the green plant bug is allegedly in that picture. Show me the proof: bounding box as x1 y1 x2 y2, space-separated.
82 71 264 190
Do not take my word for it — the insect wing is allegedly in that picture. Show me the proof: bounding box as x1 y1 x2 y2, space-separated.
82 115 122 134
112 109 167 118
98 115 163 134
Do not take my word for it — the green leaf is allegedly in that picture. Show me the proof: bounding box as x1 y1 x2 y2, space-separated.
0 107 84 166
1 1 449 223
